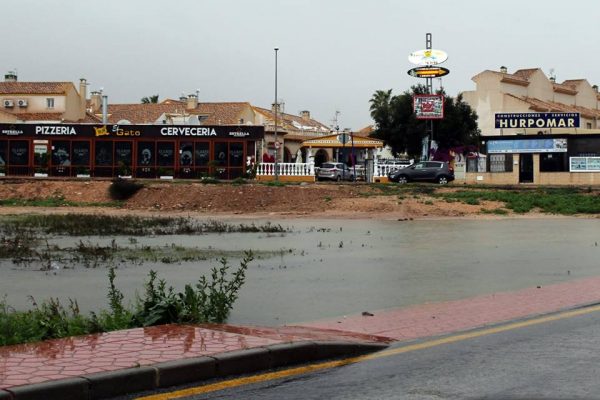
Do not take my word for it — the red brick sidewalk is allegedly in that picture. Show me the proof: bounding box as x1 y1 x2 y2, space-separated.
0 323 387 389
3 276 600 391
300 276 600 340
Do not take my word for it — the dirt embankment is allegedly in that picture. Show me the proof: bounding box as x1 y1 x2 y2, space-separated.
0 179 510 220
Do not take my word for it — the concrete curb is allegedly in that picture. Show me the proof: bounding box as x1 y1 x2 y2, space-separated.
1 340 388 399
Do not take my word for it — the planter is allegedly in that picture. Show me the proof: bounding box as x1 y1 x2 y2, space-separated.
34 173 48 178
76 174 91 178
160 176 174 180
118 175 133 179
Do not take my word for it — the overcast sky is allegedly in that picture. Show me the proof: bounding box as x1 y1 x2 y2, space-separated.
2 0 598 129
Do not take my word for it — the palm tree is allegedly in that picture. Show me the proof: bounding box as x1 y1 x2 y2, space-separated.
141 94 159 104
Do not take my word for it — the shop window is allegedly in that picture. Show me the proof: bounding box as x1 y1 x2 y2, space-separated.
229 142 244 167
115 142 133 175
0 141 7 167
195 142 210 166
138 142 155 167
214 142 228 166
540 153 567 172
52 141 71 166
180 142 194 166
72 142 91 166
157 142 174 166
95 141 113 166
489 154 513 172
9 140 29 165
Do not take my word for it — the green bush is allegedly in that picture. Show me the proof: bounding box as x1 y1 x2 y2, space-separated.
0 252 254 346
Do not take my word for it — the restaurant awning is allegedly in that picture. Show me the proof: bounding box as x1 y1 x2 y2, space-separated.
301 133 383 148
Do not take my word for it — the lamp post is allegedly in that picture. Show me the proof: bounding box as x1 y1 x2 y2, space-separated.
274 47 279 181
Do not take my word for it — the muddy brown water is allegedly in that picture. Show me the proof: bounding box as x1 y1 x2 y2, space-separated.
1 218 599 326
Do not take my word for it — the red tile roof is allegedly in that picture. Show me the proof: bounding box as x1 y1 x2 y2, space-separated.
12 112 64 121
103 102 252 125
253 107 330 134
0 82 73 95
506 94 600 119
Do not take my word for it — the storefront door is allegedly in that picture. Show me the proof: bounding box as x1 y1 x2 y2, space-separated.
519 153 534 183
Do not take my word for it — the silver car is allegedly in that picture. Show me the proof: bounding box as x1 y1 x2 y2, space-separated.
317 162 355 181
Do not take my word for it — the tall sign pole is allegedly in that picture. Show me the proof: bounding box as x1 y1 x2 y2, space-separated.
425 33 433 160
274 47 279 181
407 33 449 161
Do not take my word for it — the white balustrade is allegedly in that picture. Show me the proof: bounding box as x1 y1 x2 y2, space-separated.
375 164 403 177
256 163 313 176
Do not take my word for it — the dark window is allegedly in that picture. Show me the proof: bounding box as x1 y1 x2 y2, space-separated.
180 142 194 166
138 142 155 167
115 142 133 165
488 154 513 172
540 153 567 172
33 143 48 167
9 140 29 165
195 142 210 166
52 141 71 166
214 142 228 166
72 142 90 166
0 141 7 166
229 142 244 167
425 162 441 168
157 142 175 166
95 141 113 166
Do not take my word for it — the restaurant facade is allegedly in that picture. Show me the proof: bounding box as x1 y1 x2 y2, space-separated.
0 123 264 179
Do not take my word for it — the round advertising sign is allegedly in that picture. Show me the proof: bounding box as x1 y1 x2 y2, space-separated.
407 66 450 78
408 49 448 66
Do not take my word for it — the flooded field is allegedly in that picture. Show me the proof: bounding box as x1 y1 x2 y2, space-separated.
1 216 599 326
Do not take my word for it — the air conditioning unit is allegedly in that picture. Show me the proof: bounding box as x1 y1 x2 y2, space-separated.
17 99 28 107
3 99 14 108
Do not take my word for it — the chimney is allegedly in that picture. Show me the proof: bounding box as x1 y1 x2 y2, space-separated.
271 102 281 114
79 78 87 118
300 110 311 121
549 76 556 83
593 85 599 93
500 66 508 74
186 94 198 110
4 71 17 82
90 90 102 113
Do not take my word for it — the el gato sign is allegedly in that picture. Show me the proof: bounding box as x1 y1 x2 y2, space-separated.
408 49 448 66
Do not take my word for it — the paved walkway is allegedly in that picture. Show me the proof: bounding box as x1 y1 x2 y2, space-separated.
2 276 600 394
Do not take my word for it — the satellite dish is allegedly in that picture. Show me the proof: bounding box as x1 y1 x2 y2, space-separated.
117 119 131 125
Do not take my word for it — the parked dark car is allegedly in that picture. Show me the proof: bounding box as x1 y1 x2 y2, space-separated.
388 161 454 184
317 162 355 181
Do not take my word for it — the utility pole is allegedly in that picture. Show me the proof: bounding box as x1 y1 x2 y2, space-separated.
425 33 434 160
274 48 279 181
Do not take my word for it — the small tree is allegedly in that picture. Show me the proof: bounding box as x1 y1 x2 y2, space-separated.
369 85 480 159
141 95 159 104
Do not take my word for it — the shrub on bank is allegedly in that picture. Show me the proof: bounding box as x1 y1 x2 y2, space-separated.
0 251 253 346
109 178 144 200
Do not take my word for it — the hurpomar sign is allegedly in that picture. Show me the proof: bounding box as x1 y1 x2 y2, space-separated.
0 124 264 139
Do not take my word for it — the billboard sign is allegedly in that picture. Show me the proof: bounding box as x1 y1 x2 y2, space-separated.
408 49 448 66
487 138 567 154
414 95 444 119
495 113 580 129
407 66 450 78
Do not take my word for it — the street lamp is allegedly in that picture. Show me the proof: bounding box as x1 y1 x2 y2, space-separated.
274 47 279 181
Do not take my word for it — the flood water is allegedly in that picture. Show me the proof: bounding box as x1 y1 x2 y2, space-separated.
1 218 599 326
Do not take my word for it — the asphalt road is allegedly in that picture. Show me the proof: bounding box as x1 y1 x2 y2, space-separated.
134 307 600 400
